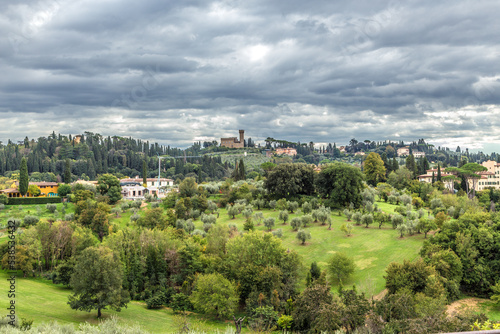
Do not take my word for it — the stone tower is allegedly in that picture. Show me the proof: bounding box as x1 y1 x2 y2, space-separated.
239 130 244 144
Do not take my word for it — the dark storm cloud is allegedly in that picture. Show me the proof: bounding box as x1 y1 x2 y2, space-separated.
1 0 499 151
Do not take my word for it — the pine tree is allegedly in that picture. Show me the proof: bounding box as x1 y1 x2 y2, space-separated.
19 157 29 197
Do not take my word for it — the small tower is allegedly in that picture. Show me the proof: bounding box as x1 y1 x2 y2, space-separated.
239 130 244 143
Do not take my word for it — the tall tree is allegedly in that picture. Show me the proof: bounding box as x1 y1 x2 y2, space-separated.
315 162 364 209
68 246 129 317
437 164 442 182
64 158 71 184
238 159 245 180
142 159 148 187
364 152 386 186
405 154 417 179
19 157 29 197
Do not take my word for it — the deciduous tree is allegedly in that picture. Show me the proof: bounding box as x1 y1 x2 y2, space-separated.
68 246 130 318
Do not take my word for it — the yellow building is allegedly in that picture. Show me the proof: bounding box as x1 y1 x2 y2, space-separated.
0 182 59 198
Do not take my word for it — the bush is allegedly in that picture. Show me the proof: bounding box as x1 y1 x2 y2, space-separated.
272 228 283 238
64 213 75 221
23 215 39 226
243 219 255 231
192 229 206 237
46 204 57 213
130 200 142 209
170 293 193 312
0 204 5 211
151 202 160 208
0 194 8 205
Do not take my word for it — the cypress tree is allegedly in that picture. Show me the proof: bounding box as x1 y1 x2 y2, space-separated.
19 157 29 197
432 172 435 183
239 159 245 180
392 158 399 171
64 158 71 184
437 164 442 181
142 159 148 187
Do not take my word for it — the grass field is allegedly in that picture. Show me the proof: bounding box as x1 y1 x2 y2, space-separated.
0 270 235 333
200 202 424 296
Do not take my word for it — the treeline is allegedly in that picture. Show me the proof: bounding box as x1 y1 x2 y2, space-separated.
0 132 230 182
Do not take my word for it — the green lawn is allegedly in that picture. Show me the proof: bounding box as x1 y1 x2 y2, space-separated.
196 201 425 296
0 271 235 333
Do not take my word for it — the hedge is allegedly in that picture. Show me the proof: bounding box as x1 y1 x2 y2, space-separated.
6 197 62 205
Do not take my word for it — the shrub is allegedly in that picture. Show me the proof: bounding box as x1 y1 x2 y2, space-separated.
170 293 193 313
243 219 255 231
0 194 8 205
46 204 57 213
64 213 75 221
272 228 283 238
23 215 39 226
151 202 160 208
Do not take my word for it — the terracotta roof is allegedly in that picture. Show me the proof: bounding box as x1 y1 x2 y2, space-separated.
0 188 20 193
14 181 58 186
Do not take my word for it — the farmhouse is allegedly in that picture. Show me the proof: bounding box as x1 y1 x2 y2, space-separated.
397 147 410 156
0 182 59 198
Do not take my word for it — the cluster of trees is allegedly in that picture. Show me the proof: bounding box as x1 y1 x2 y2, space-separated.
0 132 231 184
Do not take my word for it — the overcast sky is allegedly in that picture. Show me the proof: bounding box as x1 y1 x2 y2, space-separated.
1 0 499 152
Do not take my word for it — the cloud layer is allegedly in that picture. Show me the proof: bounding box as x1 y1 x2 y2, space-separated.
1 0 500 151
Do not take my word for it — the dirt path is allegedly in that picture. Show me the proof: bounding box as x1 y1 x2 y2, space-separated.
446 298 484 316
372 289 387 301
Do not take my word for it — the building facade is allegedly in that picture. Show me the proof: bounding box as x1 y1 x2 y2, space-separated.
221 130 244 148
275 147 297 156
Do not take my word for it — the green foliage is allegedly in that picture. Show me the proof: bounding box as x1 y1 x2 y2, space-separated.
265 163 315 198
316 162 364 209
0 193 8 205
57 184 72 197
190 273 238 319
179 177 198 197
327 252 356 284
19 157 29 196
340 223 353 236
68 246 130 318
278 210 289 224
137 207 174 229
264 217 275 231
296 229 311 245
364 152 387 186
170 293 193 313
290 217 301 231
97 174 122 204
5 197 62 205
23 215 39 226
361 213 374 228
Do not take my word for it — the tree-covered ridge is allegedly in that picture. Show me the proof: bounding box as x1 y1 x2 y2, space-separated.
0 132 229 183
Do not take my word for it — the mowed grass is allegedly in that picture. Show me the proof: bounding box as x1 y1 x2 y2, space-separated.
194 201 425 296
0 271 234 333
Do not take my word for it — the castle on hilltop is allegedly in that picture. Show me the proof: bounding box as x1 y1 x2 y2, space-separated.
221 130 244 148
